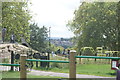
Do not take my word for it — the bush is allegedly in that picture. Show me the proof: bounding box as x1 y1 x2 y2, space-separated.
51 63 62 68
2 58 9 63
51 63 69 69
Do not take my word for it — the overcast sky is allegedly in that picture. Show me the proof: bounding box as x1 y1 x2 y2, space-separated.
29 0 81 38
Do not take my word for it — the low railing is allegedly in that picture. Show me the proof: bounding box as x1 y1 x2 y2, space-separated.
0 63 20 66
75 56 120 59
26 59 69 63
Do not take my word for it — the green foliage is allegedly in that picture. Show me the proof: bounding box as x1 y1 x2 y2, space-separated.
29 23 48 52
81 47 95 56
67 2 119 51
2 58 9 63
50 43 65 53
51 63 62 68
2 2 31 42
49 43 57 52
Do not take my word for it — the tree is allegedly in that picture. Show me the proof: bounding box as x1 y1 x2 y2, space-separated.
67 2 119 51
2 2 31 42
29 23 48 52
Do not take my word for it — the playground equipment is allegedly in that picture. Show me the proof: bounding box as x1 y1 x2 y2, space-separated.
0 50 120 80
80 47 120 57
96 47 106 56
96 47 103 53
80 47 95 56
109 51 120 57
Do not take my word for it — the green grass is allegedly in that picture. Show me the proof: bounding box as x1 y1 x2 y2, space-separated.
2 71 63 78
76 64 115 77
34 60 116 77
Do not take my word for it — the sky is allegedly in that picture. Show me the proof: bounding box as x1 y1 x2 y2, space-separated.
29 0 81 38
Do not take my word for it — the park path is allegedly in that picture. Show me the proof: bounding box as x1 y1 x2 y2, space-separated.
28 69 116 78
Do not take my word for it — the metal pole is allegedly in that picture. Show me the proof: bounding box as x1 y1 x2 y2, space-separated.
11 51 14 71
20 54 27 80
49 27 51 47
69 50 76 79
36 61 38 68
47 27 51 68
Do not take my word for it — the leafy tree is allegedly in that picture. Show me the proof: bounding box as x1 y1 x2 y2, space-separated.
2 2 31 42
29 23 48 52
67 2 119 51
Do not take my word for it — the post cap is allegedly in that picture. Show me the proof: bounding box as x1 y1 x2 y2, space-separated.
70 50 76 53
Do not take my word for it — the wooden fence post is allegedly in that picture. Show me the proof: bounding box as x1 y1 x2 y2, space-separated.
20 53 27 80
69 50 76 80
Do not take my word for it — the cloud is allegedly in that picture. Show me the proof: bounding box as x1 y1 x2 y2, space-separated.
30 0 80 38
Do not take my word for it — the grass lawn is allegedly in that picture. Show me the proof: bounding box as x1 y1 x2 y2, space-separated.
34 62 116 77
2 71 63 78
76 64 115 77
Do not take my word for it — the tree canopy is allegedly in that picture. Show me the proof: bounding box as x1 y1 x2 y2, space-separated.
29 23 48 52
67 2 120 51
2 2 31 42
2 2 50 52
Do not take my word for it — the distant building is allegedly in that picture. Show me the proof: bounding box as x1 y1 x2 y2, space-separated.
50 37 74 48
